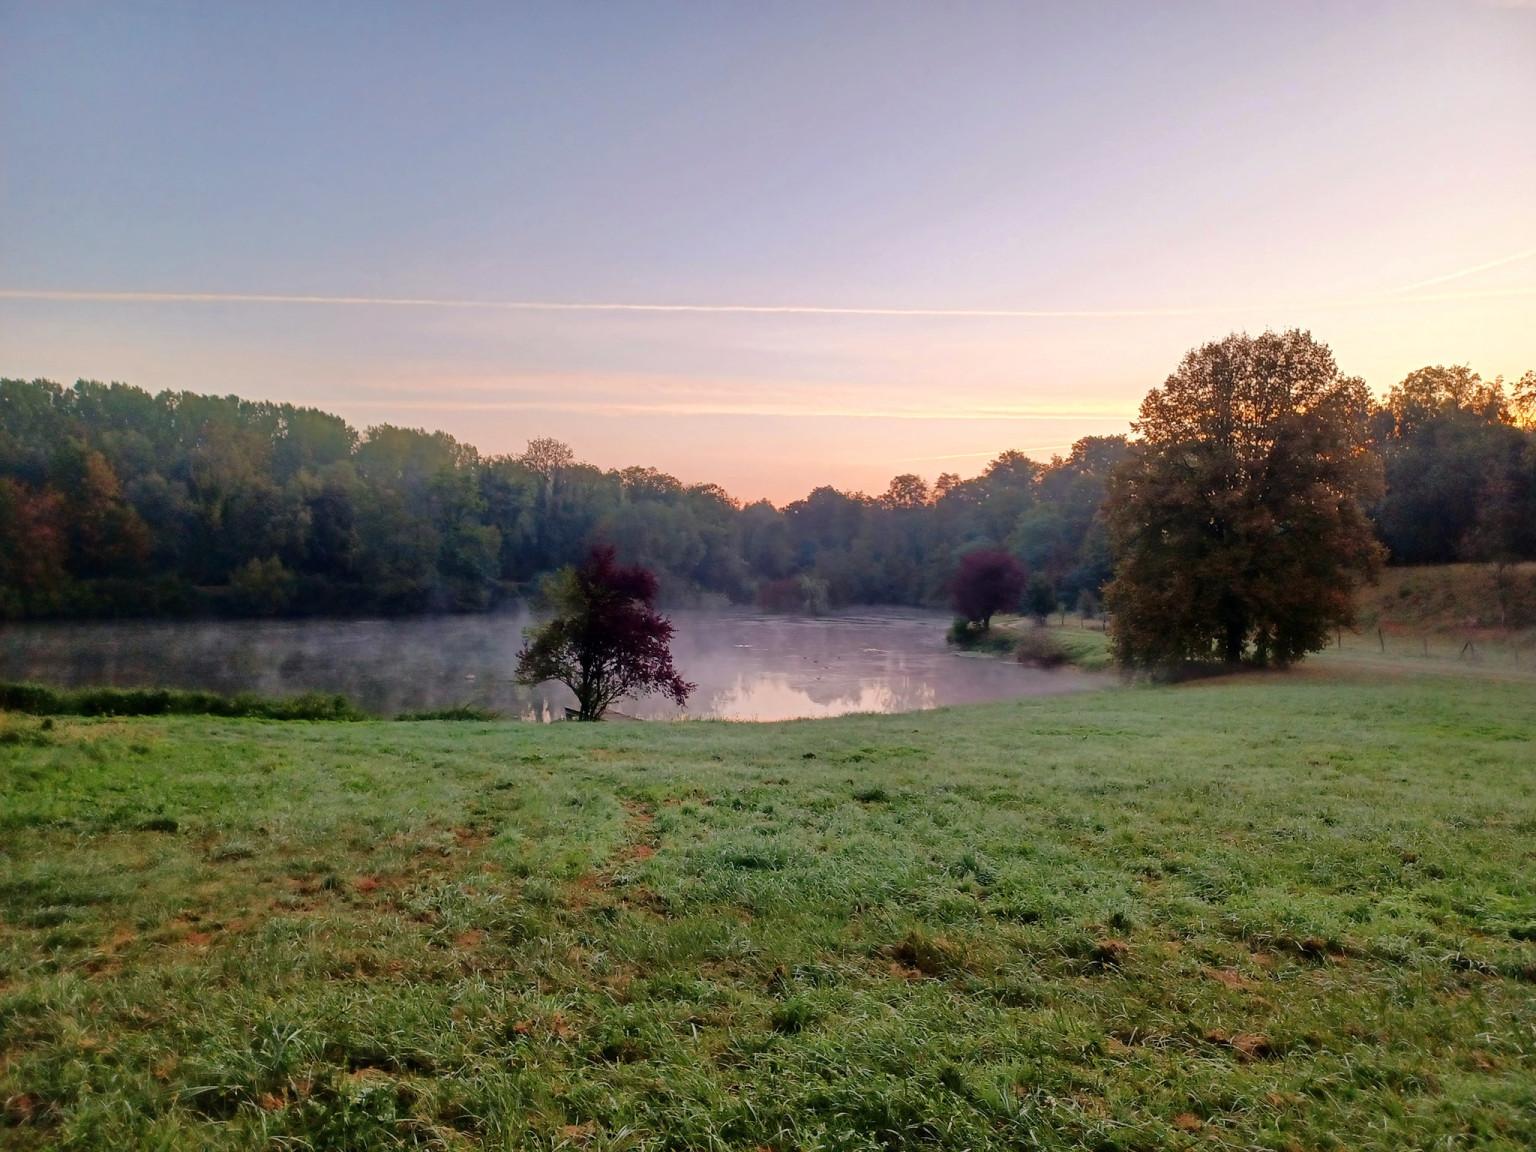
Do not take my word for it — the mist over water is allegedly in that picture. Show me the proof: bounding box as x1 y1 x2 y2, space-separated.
0 610 1104 721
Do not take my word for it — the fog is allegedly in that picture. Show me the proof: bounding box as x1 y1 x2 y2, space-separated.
0 610 1105 721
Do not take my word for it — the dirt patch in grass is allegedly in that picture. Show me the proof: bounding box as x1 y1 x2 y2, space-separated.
451 825 493 851
1205 1029 1280 1062
1206 966 1253 990
1091 938 1129 967
564 800 661 912
887 930 969 977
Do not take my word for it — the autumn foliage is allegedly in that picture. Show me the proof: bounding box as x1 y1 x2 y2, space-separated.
950 549 1027 630
516 546 694 720
1104 330 1384 669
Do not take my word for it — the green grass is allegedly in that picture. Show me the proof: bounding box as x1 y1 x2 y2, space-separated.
993 617 1115 671
2 670 1534 1150
944 618 1021 654
1040 623 1114 671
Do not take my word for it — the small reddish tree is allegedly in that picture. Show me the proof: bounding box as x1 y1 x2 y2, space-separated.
950 549 1026 630
516 546 694 720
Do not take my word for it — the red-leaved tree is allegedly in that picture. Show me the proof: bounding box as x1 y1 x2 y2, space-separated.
516 546 694 720
951 549 1027 630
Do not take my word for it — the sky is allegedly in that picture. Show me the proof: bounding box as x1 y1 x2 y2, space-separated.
2 1 1534 504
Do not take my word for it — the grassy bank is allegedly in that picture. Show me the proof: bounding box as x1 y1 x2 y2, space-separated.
2 670 1534 1149
1316 564 1536 678
1359 563 1536 635
951 617 1115 672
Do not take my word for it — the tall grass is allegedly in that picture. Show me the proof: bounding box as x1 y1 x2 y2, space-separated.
0 681 366 720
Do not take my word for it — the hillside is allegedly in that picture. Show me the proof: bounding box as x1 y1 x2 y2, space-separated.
1358 563 1536 634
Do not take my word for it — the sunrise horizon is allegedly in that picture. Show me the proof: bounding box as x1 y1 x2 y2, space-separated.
4 265 1532 503
4 0 1534 500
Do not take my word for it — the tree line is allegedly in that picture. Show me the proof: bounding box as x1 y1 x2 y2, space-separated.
0 356 1532 621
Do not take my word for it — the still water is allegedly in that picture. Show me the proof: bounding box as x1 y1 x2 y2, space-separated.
0 610 1104 721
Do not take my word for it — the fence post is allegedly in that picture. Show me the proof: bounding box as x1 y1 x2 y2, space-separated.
1378 628 1385 653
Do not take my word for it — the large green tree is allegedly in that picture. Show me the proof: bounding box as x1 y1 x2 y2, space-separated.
1104 331 1384 669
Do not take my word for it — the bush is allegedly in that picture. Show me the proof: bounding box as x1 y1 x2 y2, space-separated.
946 618 1017 653
1025 575 1058 623
946 617 975 644
396 705 501 722
1014 628 1069 668
0 682 366 720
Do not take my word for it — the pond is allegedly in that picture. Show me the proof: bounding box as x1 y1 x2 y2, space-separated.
0 610 1105 721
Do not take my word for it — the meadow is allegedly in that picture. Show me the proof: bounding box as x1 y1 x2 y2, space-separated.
2 665 1534 1150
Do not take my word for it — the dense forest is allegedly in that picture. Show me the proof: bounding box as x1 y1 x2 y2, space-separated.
0 365 1532 620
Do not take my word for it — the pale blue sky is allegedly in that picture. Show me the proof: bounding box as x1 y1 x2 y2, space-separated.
3 1 1534 499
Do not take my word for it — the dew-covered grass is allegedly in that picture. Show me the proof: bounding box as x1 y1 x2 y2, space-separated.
1 668 1533 1149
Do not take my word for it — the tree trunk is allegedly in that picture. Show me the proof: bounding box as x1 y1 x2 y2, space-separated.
1217 590 1246 664
573 666 603 720
1223 619 1245 665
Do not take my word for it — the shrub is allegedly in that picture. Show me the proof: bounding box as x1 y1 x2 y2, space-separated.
396 705 500 722
1014 628 1069 668
946 618 1017 654
0 682 366 720
1025 575 1058 623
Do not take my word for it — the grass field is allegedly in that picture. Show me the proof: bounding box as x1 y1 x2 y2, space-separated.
2 667 1535 1150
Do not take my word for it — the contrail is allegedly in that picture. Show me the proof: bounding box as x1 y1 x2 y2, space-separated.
895 443 1070 462
1 284 1533 316
0 288 1206 318
1394 246 1536 293
333 397 1134 421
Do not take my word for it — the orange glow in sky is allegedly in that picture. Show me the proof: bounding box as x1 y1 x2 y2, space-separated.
2 2 1533 503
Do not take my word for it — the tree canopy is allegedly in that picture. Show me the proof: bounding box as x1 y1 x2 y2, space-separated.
1 363 1533 625
1104 330 1385 669
950 549 1026 630
515 546 693 720
0 378 1127 619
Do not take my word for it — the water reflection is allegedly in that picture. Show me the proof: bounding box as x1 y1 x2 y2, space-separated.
0 610 1103 721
